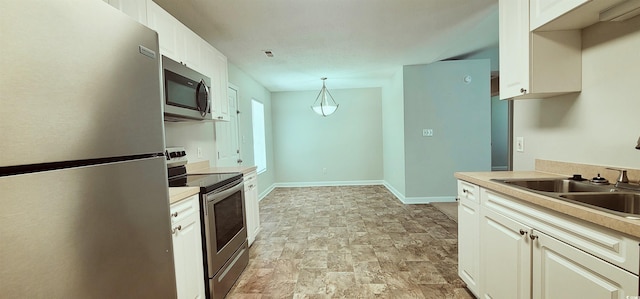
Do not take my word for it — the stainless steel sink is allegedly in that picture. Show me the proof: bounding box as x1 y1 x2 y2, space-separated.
497 178 611 193
492 178 640 219
559 193 640 219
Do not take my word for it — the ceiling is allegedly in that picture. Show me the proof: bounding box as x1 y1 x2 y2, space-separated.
153 0 499 92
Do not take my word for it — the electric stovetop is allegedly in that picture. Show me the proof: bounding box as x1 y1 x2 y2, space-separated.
169 172 243 193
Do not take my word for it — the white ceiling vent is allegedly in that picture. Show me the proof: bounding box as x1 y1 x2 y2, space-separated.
263 50 274 58
600 0 640 21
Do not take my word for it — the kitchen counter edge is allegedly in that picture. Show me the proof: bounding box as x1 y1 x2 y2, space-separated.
455 171 640 239
189 165 258 176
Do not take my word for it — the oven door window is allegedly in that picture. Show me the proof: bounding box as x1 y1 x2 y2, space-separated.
213 190 244 252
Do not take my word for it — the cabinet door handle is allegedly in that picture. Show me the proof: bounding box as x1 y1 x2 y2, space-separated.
519 229 527 236
529 233 538 240
520 88 527 94
170 212 178 217
218 116 223 120
172 225 182 234
455 197 460 202
462 189 468 194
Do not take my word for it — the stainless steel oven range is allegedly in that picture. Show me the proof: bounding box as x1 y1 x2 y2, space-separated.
167 149 248 299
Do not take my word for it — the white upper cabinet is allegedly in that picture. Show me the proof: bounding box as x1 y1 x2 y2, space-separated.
103 0 147 25
530 0 590 30
146 0 184 62
203 43 230 121
182 29 203 74
146 0 229 120
146 0 203 74
531 0 634 31
499 0 582 100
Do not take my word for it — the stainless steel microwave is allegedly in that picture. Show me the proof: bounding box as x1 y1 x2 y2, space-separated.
162 56 211 121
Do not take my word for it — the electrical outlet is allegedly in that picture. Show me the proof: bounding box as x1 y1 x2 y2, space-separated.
516 137 524 152
197 147 203 158
422 129 434 137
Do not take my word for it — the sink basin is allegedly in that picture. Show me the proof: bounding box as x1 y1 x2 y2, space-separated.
559 193 640 219
493 178 640 219
495 178 612 193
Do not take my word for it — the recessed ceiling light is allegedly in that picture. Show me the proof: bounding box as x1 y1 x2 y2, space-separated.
263 50 274 57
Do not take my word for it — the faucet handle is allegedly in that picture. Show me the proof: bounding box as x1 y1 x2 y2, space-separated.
606 168 629 183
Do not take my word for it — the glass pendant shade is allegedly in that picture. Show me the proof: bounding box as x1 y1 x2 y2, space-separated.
311 78 338 117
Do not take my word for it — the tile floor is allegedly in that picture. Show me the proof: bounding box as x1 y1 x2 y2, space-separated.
227 185 472 299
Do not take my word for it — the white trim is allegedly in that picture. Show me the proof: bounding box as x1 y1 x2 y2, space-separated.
274 180 384 188
257 180 456 205
258 183 276 201
382 181 406 203
401 196 457 204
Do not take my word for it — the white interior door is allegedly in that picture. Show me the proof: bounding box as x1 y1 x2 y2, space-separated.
215 84 241 166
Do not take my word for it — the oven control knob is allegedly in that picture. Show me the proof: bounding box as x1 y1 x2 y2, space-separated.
180 151 186 156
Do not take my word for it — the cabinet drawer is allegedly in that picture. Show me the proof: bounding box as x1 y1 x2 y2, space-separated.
458 180 480 203
244 171 258 191
482 188 640 275
170 194 199 225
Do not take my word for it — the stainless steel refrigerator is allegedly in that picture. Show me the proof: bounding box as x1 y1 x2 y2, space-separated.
0 1 177 298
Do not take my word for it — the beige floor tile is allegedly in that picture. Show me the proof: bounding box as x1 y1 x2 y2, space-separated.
227 186 467 298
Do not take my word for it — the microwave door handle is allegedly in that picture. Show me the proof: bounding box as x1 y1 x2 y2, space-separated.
204 82 210 116
197 79 209 117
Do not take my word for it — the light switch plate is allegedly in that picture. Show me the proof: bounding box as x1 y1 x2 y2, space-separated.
516 137 524 152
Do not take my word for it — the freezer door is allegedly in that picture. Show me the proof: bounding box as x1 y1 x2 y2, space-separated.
0 1 165 167
0 157 177 298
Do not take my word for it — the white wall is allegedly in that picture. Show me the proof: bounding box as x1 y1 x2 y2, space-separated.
271 87 383 184
164 121 216 166
227 64 275 196
403 60 492 199
382 67 406 195
491 95 509 170
513 16 640 170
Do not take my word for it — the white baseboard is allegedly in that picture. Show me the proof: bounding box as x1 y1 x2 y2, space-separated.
401 196 457 204
258 184 276 202
274 180 385 188
382 181 406 203
258 180 455 205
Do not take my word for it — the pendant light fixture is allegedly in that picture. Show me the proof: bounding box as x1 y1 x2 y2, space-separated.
311 77 339 117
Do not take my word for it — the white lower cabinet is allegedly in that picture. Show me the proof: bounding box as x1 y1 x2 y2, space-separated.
480 207 532 299
244 170 260 246
458 179 640 299
170 194 205 299
533 230 638 299
457 181 481 296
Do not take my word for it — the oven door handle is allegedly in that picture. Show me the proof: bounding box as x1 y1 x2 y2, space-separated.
206 179 244 203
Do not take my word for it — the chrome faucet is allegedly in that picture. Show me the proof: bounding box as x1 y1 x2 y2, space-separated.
607 168 629 184
608 168 640 191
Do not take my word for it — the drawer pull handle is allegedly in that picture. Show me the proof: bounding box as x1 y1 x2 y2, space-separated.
171 212 178 217
519 229 527 236
529 234 538 240
463 189 468 194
